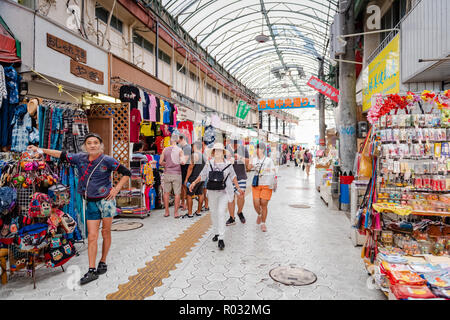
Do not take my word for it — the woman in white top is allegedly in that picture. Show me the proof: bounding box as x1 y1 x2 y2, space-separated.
189 143 244 250
248 142 276 232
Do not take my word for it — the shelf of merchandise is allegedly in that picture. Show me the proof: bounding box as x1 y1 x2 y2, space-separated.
116 159 150 219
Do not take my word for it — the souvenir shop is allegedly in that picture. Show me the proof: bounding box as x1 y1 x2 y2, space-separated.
0 63 90 287
116 82 197 214
353 90 450 299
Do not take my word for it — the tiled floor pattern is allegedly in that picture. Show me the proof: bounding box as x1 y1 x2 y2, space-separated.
106 213 212 300
0 166 386 300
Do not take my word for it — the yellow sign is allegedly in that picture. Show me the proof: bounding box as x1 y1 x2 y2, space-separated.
363 34 400 112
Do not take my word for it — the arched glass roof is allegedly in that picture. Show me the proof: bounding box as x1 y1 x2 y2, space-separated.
162 0 338 102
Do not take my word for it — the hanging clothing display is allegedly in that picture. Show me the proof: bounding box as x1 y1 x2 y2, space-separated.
143 91 150 120
119 85 140 109
177 121 193 144
130 108 142 143
0 65 7 110
1 65 20 147
11 104 38 152
39 105 89 154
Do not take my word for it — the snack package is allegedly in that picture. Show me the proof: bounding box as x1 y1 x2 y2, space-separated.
391 284 436 299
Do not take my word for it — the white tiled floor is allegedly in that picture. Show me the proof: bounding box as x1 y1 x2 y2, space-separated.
0 166 386 300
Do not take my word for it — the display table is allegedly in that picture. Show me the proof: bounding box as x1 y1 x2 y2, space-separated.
315 167 329 192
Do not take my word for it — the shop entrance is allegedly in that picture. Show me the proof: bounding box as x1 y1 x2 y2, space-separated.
87 103 130 188
87 116 113 156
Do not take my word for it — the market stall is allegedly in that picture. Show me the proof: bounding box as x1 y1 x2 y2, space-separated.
354 91 450 300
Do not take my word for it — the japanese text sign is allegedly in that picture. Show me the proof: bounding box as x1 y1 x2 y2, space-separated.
47 33 87 63
306 76 339 103
70 59 104 85
236 100 251 119
258 96 317 110
362 34 400 112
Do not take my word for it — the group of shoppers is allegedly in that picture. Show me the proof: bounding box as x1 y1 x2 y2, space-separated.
159 134 277 251
294 147 313 176
25 131 277 286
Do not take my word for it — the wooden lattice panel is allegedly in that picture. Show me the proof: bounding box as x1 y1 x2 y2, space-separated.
88 103 130 188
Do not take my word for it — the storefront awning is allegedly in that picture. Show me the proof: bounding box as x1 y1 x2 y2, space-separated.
0 15 21 64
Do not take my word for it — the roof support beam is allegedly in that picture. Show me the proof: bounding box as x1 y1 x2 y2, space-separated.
260 0 303 94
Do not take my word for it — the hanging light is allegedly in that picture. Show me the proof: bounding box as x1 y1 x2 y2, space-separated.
255 12 269 43
255 34 270 43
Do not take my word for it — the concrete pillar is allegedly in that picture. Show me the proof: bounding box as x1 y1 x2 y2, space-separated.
338 0 357 173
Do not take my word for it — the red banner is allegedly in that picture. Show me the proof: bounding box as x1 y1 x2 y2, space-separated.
307 76 339 103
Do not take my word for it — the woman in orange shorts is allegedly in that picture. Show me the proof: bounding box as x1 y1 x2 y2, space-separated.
249 142 276 232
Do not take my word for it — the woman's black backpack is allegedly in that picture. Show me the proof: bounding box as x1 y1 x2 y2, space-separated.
206 162 231 190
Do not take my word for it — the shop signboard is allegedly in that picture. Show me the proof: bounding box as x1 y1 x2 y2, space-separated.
70 59 104 85
34 15 108 94
47 33 86 63
306 76 339 103
177 105 196 121
236 100 251 119
258 96 317 110
362 34 400 112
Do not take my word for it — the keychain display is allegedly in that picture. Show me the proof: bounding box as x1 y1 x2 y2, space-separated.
359 91 450 300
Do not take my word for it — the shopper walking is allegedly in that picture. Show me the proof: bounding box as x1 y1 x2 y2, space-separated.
249 142 276 232
294 147 300 167
200 140 210 212
28 133 131 285
299 147 306 171
183 141 205 218
304 149 313 176
189 143 244 250
178 134 191 212
225 136 249 226
159 134 187 218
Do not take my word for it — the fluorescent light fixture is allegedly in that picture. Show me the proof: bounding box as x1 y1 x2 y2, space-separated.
94 94 120 103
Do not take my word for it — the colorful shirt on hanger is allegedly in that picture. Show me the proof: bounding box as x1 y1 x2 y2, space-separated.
171 105 178 127
163 101 171 124
160 124 171 137
159 99 165 124
11 104 33 152
143 92 150 120
155 124 162 136
4 66 19 104
163 136 171 148
140 121 154 136
155 136 164 154
138 88 145 116
130 108 142 143
0 65 7 109
177 121 193 144
155 97 161 123
149 94 157 122
119 85 140 109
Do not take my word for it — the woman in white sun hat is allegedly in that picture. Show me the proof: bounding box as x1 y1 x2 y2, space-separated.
189 143 244 250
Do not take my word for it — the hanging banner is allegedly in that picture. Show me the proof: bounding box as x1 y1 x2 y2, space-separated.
362 34 400 112
236 100 251 119
306 76 339 103
258 96 317 110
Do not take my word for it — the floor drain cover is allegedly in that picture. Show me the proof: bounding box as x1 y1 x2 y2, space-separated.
269 266 317 286
111 222 143 231
288 204 311 208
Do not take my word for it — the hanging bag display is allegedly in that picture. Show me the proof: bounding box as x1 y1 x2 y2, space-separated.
44 236 76 268
206 162 231 191
252 157 266 187
16 223 48 251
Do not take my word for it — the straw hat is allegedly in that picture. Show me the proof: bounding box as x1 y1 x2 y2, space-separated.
208 143 230 158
